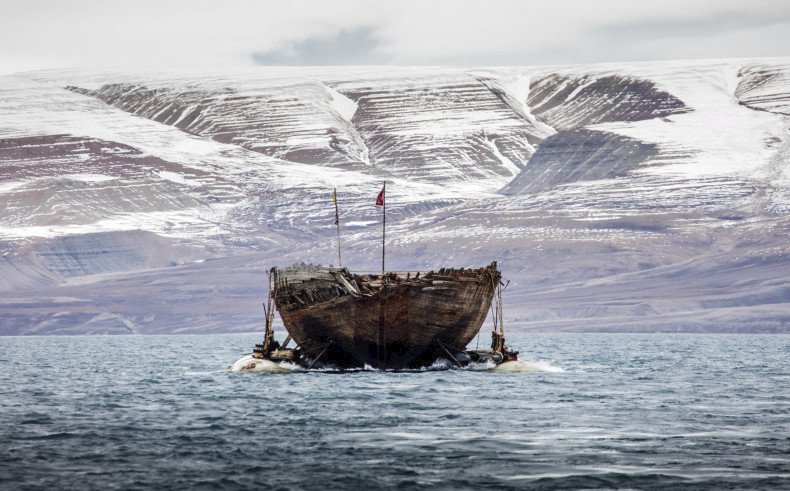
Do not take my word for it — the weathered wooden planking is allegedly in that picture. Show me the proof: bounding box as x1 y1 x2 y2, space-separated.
273 262 500 369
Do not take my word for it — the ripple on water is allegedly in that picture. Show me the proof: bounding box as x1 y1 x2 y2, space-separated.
1 333 789 489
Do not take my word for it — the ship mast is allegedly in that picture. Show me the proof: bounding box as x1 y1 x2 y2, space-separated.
251 268 278 360
333 188 342 267
490 276 510 355
262 268 277 353
375 182 387 367
381 181 386 275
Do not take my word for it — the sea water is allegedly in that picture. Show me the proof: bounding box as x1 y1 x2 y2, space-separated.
1 333 788 489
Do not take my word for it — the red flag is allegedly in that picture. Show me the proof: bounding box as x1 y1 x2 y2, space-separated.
375 187 385 206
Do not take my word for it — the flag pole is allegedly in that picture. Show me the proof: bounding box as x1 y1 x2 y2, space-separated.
333 188 342 267
381 181 386 276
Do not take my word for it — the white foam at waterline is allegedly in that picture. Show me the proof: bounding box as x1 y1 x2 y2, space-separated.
227 354 566 373
493 360 566 373
229 354 300 373
467 360 497 371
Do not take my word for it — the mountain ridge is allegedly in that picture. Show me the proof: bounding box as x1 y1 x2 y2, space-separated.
1 58 789 334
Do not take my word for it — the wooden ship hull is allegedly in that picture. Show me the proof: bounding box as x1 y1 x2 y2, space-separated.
270 262 503 369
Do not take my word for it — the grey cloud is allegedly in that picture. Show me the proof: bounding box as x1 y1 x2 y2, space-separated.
597 9 790 41
2 0 790 72
475 9 790 66
252 26 390 65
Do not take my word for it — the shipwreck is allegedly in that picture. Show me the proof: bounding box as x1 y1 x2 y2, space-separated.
242 184 517 370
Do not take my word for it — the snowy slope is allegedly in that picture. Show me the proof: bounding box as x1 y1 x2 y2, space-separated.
1 59 789 335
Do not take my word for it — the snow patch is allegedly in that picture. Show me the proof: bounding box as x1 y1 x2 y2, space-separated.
565 75 598 102
325 85 358 121
484 137 523 176
157 171 201 187
0 181 27 193
62 174 116 183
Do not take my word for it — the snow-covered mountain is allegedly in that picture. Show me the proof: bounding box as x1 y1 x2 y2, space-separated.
1 59 789 335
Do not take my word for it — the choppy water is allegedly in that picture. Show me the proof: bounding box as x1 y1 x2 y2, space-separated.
1 333 789 490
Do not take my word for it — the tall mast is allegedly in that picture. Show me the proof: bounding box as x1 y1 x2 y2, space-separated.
375 182 387 367
381 181 386 275
333 188 342 267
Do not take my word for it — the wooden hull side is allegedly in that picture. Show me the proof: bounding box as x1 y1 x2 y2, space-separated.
274 264 500 368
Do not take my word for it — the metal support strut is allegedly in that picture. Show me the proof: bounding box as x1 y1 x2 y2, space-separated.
306 343 332 370
436 340 463 367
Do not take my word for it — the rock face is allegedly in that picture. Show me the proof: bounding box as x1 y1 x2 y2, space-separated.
526 73 691 130
736 63 790 115
500 129 660 195
68 82 370 166
1 59 789 335
335 76 539 183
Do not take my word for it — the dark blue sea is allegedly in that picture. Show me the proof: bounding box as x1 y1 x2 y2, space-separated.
1 333 789 490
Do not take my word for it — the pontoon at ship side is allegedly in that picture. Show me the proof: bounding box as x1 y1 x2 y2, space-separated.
253 261 517 370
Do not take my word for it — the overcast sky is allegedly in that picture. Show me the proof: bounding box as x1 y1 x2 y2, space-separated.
1 0 789 73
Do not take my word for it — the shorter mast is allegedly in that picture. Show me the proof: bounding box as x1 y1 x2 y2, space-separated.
333 188 342 267
262 268 277 353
